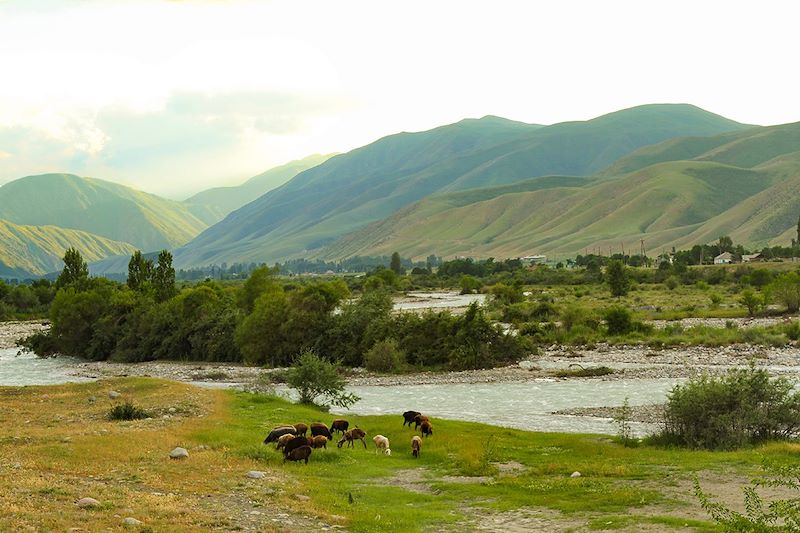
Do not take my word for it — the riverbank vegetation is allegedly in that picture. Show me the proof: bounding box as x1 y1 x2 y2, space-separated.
4 377 800 531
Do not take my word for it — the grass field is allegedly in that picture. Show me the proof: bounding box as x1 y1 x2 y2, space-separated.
2 378 799 531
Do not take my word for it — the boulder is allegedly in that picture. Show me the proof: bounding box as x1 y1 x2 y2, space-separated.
169 447 189 460
246 470 266 479
108 391 121 399
76 497 100 508
570 471 581 478
122 517 143 527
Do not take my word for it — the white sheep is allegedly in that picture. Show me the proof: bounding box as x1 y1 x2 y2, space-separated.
373 434 390 455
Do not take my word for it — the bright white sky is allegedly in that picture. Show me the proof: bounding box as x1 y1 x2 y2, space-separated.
0 0 798 198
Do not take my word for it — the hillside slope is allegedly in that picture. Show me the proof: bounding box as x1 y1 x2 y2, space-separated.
175 104 748 267
0 219 137 276
184 154 334 218
319 121 800 261
0 174 215 251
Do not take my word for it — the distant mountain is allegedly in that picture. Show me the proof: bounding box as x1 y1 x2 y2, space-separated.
184 154 334 218
0 219 137 277
175 104 748 267
318 121 800 261
0 173 217 251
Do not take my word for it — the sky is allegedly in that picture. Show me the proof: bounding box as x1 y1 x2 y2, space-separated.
0 0 799 199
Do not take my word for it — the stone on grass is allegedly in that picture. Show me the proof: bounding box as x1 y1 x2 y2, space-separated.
122 517 143 527
169 447 189 459
570 471 581 478
293 494 311 502
108 391 121 399
76 497 101 508
247 470 266 479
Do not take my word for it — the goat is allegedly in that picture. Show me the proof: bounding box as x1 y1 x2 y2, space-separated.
284 445 312 464
263 425 296 444
309 435 329 449
420 421 433 437
337 427 367 449
413 415 430 430
329 419 349 435
372 435 390 455
275 433 295 451
293 423 308 437
403 411 421 427
310 423 333 439
411 435 422 457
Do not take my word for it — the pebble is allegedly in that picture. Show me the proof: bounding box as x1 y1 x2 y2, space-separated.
168 407 177 413
293 494 311 502
87 396 96 403
169 447 189 460
570 471 581 478
122 517 143 527
108 391 121 399
247 470 266 479
76 497 101 508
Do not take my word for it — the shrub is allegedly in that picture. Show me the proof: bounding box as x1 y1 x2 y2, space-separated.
364 339 406 372
709 293 722 308
768 272 800 313
606 260 630 297
784 321 800 341
560 305 595 332
665 276 679 290
739 289 765 317
285 351 360 408
655 364 800 449
554 366 614 378
603 306 634 335
108 402 150 421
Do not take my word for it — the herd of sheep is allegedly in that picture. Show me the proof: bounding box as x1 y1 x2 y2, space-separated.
263 410 434 464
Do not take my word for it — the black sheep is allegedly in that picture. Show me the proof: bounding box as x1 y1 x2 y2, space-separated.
263 426 297 444
283 435 311 457
310 423 333 439
329 419 349 435
402 411 421 427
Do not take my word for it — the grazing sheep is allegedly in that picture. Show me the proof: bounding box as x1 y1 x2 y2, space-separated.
329 419 349 435
310 423 333 439
283 436 311 457
413 414 430 429
420 421 433 437
310 435 329 449
275 433 296 451
263 425 297 444
293 423 308 437
284 445 312 464
337 427 367 449
373 435 390 455
411 436 422 457
403 411 422 427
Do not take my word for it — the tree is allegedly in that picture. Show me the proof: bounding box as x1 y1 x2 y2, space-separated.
56 247 89 289
739 289 764 317
389 252 403 275
718 235 733 255
796 214 800 250
127 251 153 292
768 272 800 313
606 260 630 297
237 265 279 313
152 250 177 302
286 350 359 408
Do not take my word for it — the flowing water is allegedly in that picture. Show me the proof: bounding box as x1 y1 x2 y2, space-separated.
0 348 90 386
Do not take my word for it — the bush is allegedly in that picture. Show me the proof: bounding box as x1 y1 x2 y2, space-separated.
108 402 150 421
286 351 360 409
768 272 800 313
665 276 679 290
655 364 800 449
603 306 634 335
364 339 406 372
739 289 765 317
554 366 614 377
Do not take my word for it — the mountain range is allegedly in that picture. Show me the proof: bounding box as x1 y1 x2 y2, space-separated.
4 102 800 277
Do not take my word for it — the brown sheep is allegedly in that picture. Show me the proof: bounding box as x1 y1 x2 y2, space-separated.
283 436 311 457
293 423 308 437
403 411 421 427
275 433 295 451
337 427 367 449
420 421 433 437
309 435 329 449
263 425 297 444
284 445 312 464
329 419 349 435
411 435 422 457
310 423 333 439
413 415 430 430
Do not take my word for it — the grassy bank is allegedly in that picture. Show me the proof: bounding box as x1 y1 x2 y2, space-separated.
2 378 799 531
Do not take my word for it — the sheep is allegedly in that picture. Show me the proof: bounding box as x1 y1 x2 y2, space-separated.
293 423 308 437
309 435 329 449
310 423 333 439
275 433 296 451
413 415 430 430
373 435 390 455
283 436 311 457
337 427 367 449
420 421 433 437
402 411 421 427
284 445 312 464
329 419 349 435
411 435 422 457
263 425 297 444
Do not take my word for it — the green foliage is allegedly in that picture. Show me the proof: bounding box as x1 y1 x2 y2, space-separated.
153 250 177 302
285 350 359 408
664 276 679 290
237 265 279 313
389 251 403 275
606 260 630 297
603 306 634 335
695 459 800 531
459 275 481 294
768 272 800 313
127 250 153 292
614 397 635 447
554 366 614 378
656 364 800 449
740 289 765 317
489 283 523 305
363 339 406 373
55 247 89 290
108 402 150 421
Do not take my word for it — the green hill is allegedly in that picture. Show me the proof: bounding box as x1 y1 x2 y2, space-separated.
184 154 334 218
175 104 748 267
0 219 137 277
317 121 800 261
0 174 217 251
